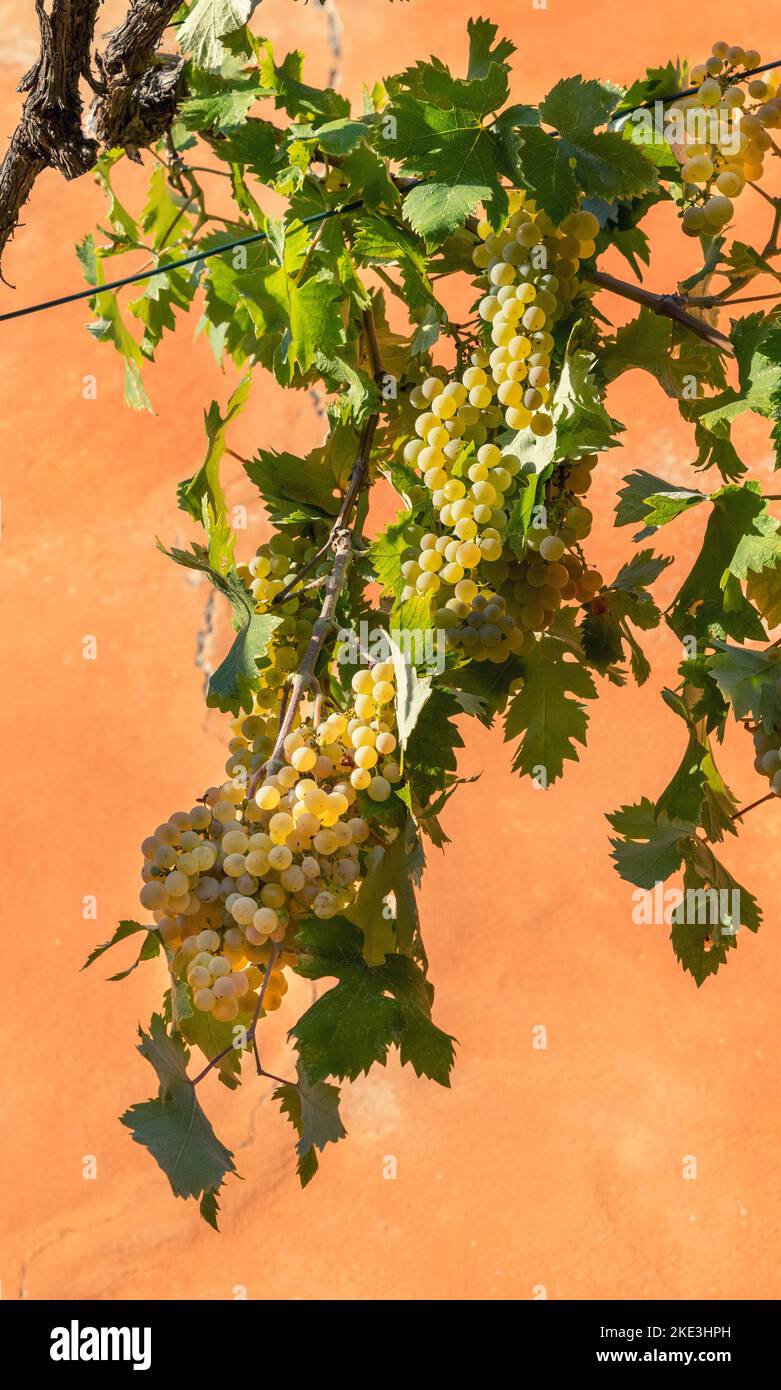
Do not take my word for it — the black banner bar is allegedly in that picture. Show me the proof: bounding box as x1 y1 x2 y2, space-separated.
3 1298 773 1375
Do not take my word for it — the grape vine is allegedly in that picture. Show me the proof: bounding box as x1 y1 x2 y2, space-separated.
38 10 781 1223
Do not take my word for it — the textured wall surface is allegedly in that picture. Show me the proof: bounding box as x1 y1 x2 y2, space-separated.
1 0 779 1301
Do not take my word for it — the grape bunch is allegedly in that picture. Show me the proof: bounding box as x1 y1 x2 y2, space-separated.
402 364 514 604
398 434 522 606
471 194 599 440
667 42 780 236
138 661 403 1020
407 451 601 660
437 548 604 661
138 800 290 1021
237 533 323 719
400 191 599 611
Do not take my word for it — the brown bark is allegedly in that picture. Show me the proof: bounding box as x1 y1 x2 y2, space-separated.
0 0 182 264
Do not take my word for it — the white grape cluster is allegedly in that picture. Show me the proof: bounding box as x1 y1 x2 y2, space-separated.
239 534 322 714
401 368 514 609
139 804 289 1021
393 449 601 659
399 191 599 613
423 452 602 660
139 662 403 1019
471 193 598 440
668 42 781 236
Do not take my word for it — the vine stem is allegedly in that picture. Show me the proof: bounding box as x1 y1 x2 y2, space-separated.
192 943 281 1086
267 312 383 612
730 791 776 821
749 180 778 208
462 210 738 354
683 291 781 308
763 201 781 258
247 309 383 795
583 268 735 354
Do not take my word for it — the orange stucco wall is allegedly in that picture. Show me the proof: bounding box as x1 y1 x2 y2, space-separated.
1 0 779 1300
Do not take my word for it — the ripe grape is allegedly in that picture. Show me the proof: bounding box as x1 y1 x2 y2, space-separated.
135 658 405 1024
671 45 780 236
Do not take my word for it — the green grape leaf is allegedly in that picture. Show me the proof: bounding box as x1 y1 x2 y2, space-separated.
402 181 490 246
274 1075 346 1187
689 422 747 484
609 225 651 279
504 610 597 783
611 549 673 591
211 119 279 178
292 919 455 1085
466 16 516 80
615 469 706 537
93 151 138 240
138 165 193 250
655 688 738 839
352 212 427 273
606 799 696 890
616 58 685 112
392 48 509 116
387 632 434 746
120 1014 237 1225
516 77 657 222
582 549 670 684
542 74 623 131
180 83 265 134
370 514 413 602
206 572 283 716
720 240 781 287
158 556 286 714
76 231 98 285
177 0 260 73
82 920 160 979
385 83 512 244
87 250 153 412
697 751 740 843
746 563 781 628
405 689 465 809
442 652 523 723
601 307 728 397
706 643 781 726
178 375 251 534
672 843 761 985
345 816 424 964
291 115 374 155
681 316 781 477
315 350 379 427
669 484 781 642
165 978 194 1033
179 1002 246 1090
696 316 781 431
258 41 350 120
342 145 399 213
245 435 344 523
550 349 624 460
128 268 198 361
239 262 346 385
580 608 625 671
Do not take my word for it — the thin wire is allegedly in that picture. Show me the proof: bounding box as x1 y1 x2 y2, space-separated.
624 58 781 111
0 199 364 323
1 56 779 324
